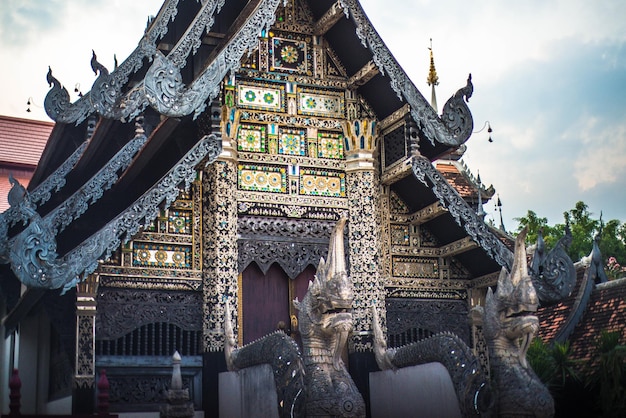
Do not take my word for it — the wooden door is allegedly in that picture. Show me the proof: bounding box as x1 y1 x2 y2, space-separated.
241 262 290 344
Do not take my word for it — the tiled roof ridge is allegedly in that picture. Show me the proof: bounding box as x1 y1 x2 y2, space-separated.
595 275 626 290
552 265 595 344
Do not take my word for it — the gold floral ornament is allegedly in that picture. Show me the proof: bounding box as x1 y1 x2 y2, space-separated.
280 45 299 64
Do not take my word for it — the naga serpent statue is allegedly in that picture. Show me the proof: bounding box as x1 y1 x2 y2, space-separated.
225 218 365 417
372 306 493 417
481 228 554 417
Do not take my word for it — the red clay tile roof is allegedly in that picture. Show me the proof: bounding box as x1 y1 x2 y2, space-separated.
0 115 53 167
436 161 494 202
537 267 587 342
568 279 626 364
538 269 626 372
0 115 53 212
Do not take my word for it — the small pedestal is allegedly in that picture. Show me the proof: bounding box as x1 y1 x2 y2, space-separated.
369 362 461 418
218 364 278 418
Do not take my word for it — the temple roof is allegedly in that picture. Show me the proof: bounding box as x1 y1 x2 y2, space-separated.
538 275 626 370
0 0 510 292
436 160 495 203
537 239 623 371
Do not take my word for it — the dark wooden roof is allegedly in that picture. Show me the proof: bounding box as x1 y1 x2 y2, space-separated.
2 0 509 292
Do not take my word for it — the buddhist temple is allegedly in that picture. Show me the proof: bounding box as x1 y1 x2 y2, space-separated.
0 0 534 415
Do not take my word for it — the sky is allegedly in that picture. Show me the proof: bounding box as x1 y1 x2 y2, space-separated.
1 0 625 232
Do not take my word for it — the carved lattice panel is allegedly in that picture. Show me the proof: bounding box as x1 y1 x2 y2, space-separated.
386 298 471 345
383 124 407 169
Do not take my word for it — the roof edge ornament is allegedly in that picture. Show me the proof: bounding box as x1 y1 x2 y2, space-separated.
44 67 92 124
144 0 283 119
529 227 576 305
441 74 474 143
411 154 514 270
43 0 180 124
3 134 221 292
341 0 473 147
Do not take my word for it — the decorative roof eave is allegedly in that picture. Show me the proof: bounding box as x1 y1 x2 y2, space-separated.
1 134 221 292
340 0 473 147
49 0 283 123
44 0 182 124
411 153 514 270
140 0 284 119
1 141 88 228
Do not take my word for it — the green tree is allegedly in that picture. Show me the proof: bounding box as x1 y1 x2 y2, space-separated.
588 331 626 417
599 219 626 270
563 201 600 261
514 201 626 267
514 210 560 248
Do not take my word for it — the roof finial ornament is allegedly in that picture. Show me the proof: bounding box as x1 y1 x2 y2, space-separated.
496 194 506 232
476 171 486 220
427 38 439 113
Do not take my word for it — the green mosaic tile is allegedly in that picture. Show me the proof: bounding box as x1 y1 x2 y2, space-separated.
317 131 344 159
168 210 191 234
279 128 306 156
238 124 267 153
298 90 344 117
237 83 284 111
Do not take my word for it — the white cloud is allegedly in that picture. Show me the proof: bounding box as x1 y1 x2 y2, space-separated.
573 120 626 190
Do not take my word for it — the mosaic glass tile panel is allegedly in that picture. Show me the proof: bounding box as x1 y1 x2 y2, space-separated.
392 256 439 278
237 83 284 112
133 242 191 269
168 210 192 234
391 224 410 246
279 127 306 156
317 131 344 159
237 124 267 153
238 164 287 193
299 168 345 197
298 90 344 118
270 36 310 74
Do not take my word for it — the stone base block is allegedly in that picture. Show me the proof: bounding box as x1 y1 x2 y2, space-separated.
218 364 278 418
369 362 461 418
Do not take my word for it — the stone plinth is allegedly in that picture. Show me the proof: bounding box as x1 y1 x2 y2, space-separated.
369 362 461 418
219 364 278 418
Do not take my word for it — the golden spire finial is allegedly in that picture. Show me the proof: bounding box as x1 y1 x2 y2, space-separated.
426 38 439 112
427 38 439 86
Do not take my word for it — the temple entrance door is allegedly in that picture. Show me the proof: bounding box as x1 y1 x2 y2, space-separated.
240 263 316 345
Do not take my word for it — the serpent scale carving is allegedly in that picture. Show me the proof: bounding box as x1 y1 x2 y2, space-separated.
372 306 492 417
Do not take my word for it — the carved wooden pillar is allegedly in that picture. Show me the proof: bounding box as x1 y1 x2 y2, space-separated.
202 114 239 353
73 273 98 414
343 119 385 353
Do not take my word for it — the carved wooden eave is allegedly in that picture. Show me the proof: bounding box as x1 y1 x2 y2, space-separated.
338 0 473 148
347 60 379 90
411 154 514 271
43 0 183 125
391 236 477 258
313 1 346 35
390 201 447 225
1 0 500 294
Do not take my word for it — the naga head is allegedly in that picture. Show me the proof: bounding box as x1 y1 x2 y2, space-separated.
484 227 539 367
294 218 354 368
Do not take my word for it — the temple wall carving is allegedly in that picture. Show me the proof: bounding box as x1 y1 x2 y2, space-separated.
202 161 239 352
